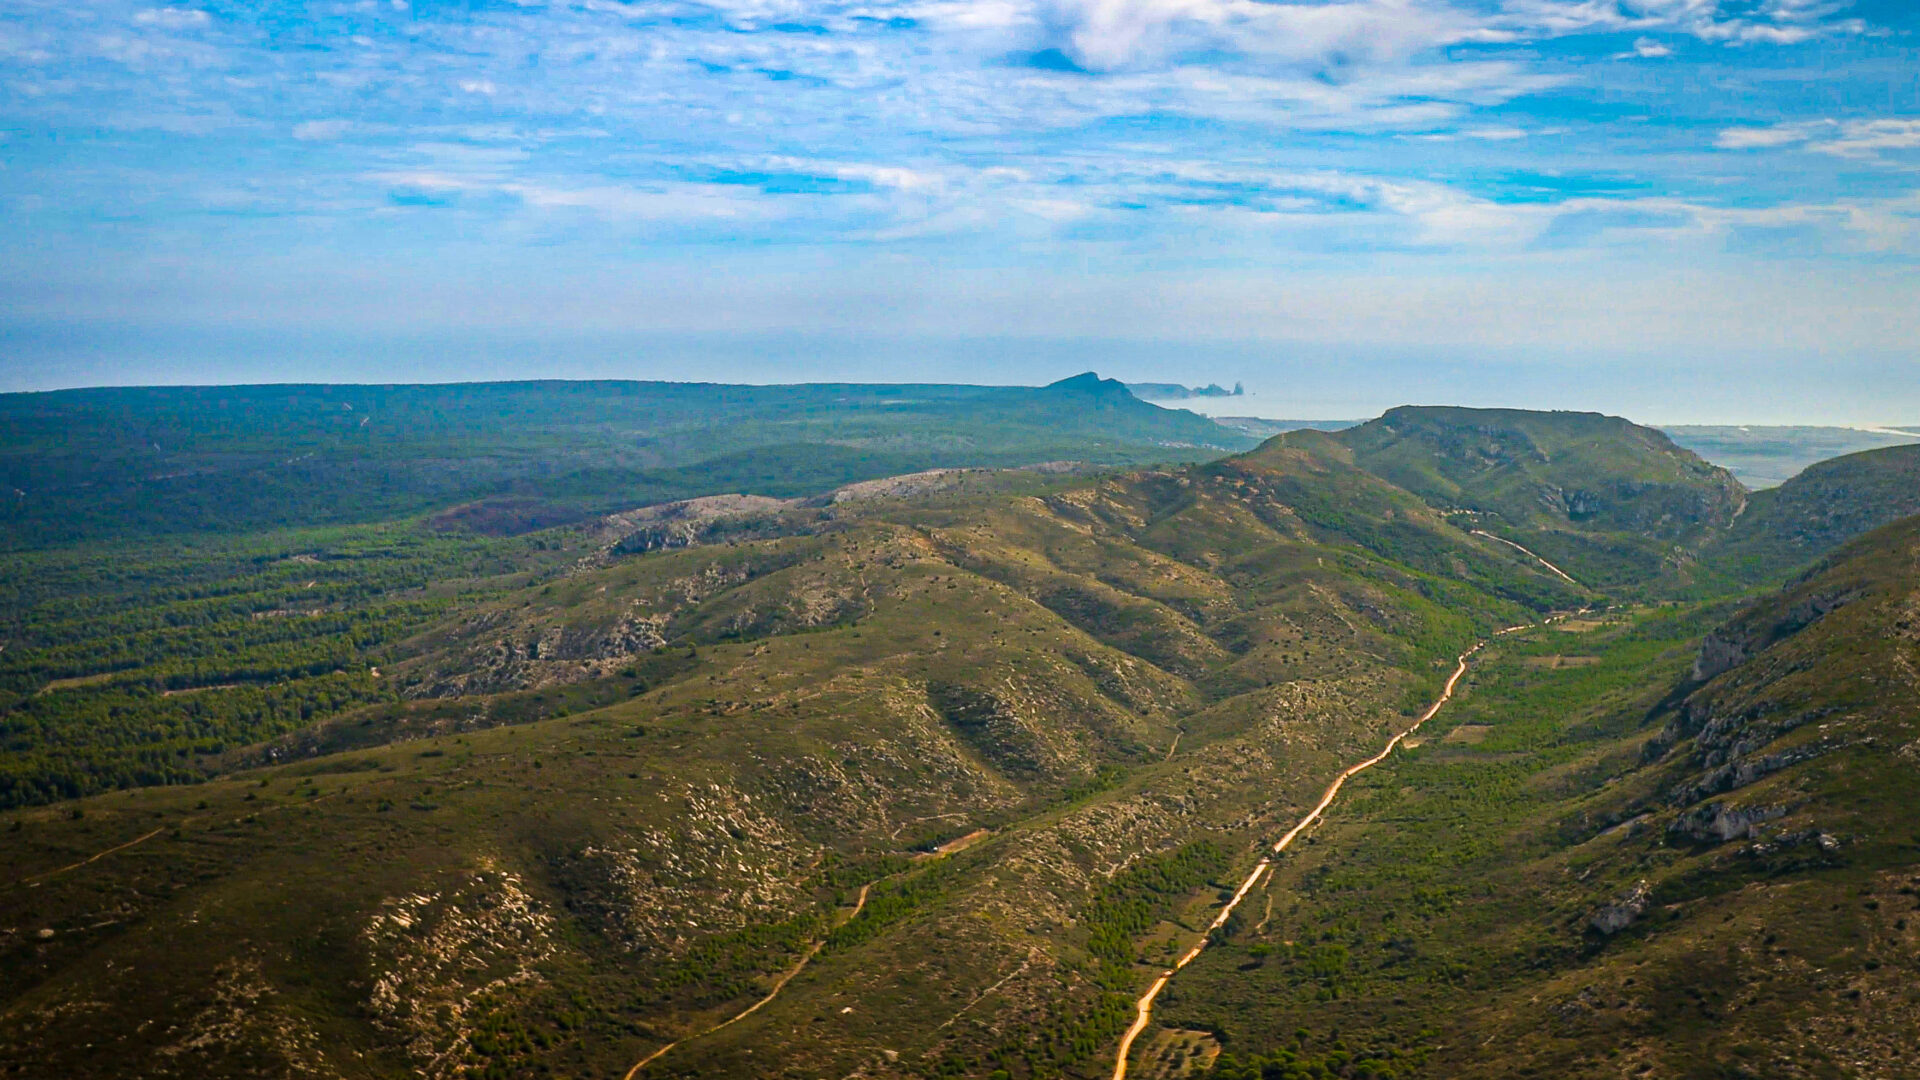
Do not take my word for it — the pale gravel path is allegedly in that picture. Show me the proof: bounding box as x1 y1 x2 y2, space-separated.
1110 632 1504 1080
622 883 872 1078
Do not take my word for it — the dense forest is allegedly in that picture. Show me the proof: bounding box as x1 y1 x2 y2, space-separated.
0 524 562 807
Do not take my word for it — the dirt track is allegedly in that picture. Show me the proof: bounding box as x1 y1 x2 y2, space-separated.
1110 639 1490 1080
622 882 872 1078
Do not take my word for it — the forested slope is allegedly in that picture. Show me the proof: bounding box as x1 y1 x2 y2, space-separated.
0 375 1252 548
1709 443 1920 582
1175 511 1920 1080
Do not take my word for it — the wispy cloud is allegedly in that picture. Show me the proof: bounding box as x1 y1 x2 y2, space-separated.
1715 121 1835 149
292 118 355 141
1 0 1915 372
1716 118 1920 160
131 7 211 30
1818 119 1920 160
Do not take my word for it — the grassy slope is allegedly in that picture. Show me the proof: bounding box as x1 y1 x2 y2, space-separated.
0 438 1581 1080
1339 407 1747 593
1708 443 1920 584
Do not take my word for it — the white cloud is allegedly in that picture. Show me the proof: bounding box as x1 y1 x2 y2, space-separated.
505 182 776 219
293 119 355 141
992 0 1485 73
1497 0 1858 46
1714 117 1920 160
132 7 211 30
1714 121 1827 149
813 161 946 191
1816 119 1920 160
5 0 1912 290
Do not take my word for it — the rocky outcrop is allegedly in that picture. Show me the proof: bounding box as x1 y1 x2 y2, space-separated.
815 468 981 505
1691 589 1856 683
361 864 557 1079
1658 703 1836 807
1745 830 1841 858
606 494 799 554
1588 880 1652 935
1669 802 1786 844
1668 749 1812 808
1691 630 1749 682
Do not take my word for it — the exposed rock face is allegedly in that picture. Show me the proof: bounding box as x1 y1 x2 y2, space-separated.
817 468 981 505
603 494 801 555
1659 703 1837 807
1669 750 1807 807
1648 582 1860 768
555 783 815 957
1691 590 1855 683
1745 830 1841 857
1669 802 1787 844
361 865 556 1079
153 956 330 1075
1692 631 1749 682
1589 880 1652 935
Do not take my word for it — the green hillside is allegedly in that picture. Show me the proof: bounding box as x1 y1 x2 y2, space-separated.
1339 407 1746 591
0 376 1253 549
1709 442 1920 582
1168 514 1920 1080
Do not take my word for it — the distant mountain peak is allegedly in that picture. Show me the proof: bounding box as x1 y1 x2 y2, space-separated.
1045 372 1128 395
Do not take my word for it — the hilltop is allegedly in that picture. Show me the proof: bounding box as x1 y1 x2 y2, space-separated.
1339 406 1746 590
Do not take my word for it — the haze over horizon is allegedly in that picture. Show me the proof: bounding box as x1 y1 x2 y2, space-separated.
3 0 1918 420
3 344 1916 428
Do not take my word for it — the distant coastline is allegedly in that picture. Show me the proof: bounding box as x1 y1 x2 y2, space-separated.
1126 381 1244 400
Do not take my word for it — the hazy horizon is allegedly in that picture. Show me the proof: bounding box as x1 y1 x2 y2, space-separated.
3 329 1915 428
4 0 1916 419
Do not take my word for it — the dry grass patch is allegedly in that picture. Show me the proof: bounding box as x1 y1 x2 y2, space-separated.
1523 654 1603 669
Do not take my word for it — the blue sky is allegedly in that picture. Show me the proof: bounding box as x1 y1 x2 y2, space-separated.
1 0 1916 420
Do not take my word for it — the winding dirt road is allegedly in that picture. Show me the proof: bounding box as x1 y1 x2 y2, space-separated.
1469 530 1580 587
621 883 871 1079
1110 640 1491 1080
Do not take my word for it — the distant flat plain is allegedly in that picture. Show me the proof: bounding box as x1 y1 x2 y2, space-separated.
1659 425 1920 488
